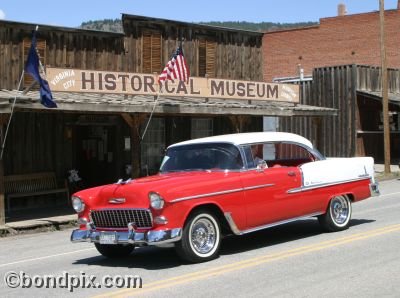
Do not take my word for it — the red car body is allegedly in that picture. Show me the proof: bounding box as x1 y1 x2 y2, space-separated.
71 132 379 262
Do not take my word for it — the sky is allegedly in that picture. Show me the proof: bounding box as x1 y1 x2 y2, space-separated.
0 0 399 27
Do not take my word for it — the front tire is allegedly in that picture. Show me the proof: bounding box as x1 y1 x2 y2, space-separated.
318 195 352 232
94 243 135 258
176 210 221 263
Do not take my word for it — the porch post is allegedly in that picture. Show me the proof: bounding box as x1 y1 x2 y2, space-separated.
0 114 8 226
121 113 146 178
0 159 5 226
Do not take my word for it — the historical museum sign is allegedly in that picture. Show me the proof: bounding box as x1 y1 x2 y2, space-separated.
47 68 299 103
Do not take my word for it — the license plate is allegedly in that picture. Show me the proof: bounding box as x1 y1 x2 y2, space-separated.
99 232 117 244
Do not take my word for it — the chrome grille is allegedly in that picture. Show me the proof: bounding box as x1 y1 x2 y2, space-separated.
90 209 153 229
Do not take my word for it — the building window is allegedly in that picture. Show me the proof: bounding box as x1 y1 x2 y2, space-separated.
198 38 216 77
141 118 165 175
191 118 213 139
22 38 46 89
142 31 162 74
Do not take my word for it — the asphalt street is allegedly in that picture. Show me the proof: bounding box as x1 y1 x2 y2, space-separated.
0 179 399 298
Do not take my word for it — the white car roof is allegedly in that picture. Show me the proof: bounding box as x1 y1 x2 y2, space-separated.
170 132 313 149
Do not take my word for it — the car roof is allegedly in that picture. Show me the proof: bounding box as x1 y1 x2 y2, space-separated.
169 132 313 149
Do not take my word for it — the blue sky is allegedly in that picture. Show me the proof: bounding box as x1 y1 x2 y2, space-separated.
0 0 398 27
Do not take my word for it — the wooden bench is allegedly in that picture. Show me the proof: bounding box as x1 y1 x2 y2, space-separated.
4 172 69 213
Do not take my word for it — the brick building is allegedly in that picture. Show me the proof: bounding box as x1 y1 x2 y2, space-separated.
263 4 400 82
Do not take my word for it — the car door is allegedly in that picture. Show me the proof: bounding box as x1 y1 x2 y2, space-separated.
240 142 310 229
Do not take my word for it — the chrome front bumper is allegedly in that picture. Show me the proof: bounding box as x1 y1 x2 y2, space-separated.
71 227 182 246
370 182 380 197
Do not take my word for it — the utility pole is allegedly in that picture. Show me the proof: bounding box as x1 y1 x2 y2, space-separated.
379 0 391 174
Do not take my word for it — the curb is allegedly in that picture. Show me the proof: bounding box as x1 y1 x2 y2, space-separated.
0 217 77 237
375 173 400 182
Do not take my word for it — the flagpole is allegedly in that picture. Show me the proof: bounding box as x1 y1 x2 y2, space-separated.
141 41 189 141
0 71 25 160
141 84 163 141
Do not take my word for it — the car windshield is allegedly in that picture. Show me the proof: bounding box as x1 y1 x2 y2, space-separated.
160 143 243 173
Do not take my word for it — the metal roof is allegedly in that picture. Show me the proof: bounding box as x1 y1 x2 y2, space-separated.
0 89 336 117
357 90 400 106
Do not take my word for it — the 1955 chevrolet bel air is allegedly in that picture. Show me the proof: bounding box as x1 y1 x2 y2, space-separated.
70 132 379 263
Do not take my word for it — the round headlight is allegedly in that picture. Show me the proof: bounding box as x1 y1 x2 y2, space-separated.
149 192 165 210
72 196 85 213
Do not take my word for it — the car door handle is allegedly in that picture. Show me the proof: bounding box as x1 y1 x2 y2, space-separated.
288 171 296 177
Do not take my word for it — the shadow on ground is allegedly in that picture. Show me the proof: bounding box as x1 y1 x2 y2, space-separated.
72 217 375 270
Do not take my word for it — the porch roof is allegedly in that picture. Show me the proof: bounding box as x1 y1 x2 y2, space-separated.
0 89 337 117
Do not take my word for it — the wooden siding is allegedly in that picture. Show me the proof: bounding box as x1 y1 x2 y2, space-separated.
357 65 400 93
280 65 358 157
280 64 400 158
122 14 263 81
0 21 125 90
1 17 263 90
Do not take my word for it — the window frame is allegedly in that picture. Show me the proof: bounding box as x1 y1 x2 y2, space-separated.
22 38 47 89
141 30 162 74
198 36 216 77
241 141 324 170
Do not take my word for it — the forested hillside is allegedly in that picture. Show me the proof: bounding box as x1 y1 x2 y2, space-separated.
80 19 317 33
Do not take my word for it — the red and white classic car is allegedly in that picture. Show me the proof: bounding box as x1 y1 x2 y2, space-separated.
71 132 379 262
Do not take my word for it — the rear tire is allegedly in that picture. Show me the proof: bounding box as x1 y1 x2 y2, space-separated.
175 210 221 263
94 243 135 258
318 195 352 232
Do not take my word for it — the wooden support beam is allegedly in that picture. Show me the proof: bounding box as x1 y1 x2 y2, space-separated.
0 159 4 226
0 119 6 226
121 113 147 178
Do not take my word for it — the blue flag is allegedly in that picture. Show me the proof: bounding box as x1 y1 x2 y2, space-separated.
25 30 57 108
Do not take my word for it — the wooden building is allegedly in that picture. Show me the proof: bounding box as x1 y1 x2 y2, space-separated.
0 15 334 223
279 64 400 162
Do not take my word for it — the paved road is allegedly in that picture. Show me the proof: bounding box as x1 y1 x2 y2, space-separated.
1 179 399 298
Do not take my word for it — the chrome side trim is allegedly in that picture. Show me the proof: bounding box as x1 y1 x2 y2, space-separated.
287 177 371 194
171 188 243 203
223 212 242 235
171 183 275 203
224 211 324 235
243 183 275 191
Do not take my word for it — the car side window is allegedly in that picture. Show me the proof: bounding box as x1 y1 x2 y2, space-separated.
271 142 314 167
242 144 268 169
243 142 316 169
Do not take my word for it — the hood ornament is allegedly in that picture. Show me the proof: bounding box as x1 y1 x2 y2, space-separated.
109 198 126 204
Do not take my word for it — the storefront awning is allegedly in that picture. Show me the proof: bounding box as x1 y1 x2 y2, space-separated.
0 89 337 117
357 90 400 106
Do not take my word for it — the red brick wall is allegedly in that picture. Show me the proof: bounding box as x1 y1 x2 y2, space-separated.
263 9 400 82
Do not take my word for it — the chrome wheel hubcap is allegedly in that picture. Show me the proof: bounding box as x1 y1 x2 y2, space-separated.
190 218 216 254
330 196 350 225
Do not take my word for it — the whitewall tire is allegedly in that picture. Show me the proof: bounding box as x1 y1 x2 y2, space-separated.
176 210 221 263
318 195 352 232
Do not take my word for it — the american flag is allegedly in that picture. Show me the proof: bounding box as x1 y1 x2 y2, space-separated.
159 45 189 83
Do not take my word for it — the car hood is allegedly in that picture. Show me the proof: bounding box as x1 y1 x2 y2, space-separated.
74 171 242 208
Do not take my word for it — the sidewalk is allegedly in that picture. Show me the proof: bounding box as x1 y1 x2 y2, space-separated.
1 164 399 236
0 207 77 236
374 164 400 181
